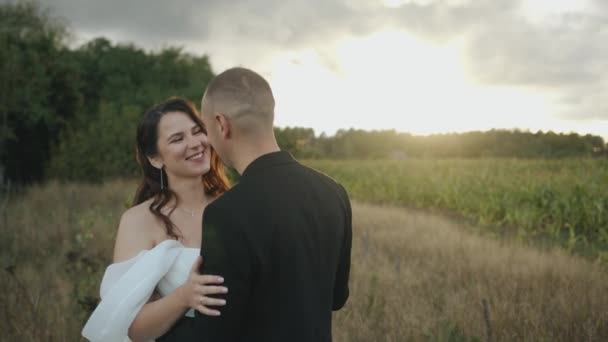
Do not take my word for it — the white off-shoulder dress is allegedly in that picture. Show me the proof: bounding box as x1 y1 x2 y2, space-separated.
82 239 199 342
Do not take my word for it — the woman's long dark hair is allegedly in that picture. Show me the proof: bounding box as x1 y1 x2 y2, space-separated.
133 97 230 239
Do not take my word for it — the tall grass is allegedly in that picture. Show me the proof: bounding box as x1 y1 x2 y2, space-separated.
1 177 607 341
0 181 130 341
333 203 608 341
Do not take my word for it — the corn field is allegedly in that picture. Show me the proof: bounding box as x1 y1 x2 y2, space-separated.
305 158 608 261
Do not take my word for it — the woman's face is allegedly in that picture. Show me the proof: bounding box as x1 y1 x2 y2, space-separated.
153 111 211 179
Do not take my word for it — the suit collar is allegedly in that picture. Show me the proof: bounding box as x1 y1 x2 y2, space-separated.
241 151 296 178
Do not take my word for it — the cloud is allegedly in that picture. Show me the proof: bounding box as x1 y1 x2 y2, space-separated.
37 0 209 45
37 0 608 120
383 0 608 119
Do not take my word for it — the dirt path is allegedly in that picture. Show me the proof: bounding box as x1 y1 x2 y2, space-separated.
332 202 608 342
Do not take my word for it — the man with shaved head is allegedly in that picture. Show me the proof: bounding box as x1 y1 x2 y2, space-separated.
200 67 278 172
165 67 351 341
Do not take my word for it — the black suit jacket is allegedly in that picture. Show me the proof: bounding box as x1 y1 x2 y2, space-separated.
192 151 351 342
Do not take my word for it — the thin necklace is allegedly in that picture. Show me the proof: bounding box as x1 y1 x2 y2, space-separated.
178 206 204 218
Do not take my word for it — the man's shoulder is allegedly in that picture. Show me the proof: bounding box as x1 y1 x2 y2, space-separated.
204 183 249 218
298 163 348 193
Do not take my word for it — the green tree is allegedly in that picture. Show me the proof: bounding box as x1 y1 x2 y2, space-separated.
0 1 80 183
275 127 317 158
48 102 140 181
48 40 215 181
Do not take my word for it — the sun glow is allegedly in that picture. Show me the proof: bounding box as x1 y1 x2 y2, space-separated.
268 30 556 136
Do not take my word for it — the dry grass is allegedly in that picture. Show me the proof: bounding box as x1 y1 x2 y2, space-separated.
1 181 607 341
0 180 129 341
333 203 608 341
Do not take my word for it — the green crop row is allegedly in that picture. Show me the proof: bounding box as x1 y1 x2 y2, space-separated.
304 158 608 260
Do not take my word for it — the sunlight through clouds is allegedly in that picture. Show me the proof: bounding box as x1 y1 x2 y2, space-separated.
44 0 608 138
268 30 556 136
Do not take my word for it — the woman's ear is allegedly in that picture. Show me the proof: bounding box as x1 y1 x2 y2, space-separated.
216 114 231 139
147 155 163 170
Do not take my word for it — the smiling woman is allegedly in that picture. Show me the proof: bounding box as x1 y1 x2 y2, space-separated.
133 98 230 239
81 98 232 342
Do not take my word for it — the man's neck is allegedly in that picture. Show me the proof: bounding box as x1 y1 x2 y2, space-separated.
232 139 281 175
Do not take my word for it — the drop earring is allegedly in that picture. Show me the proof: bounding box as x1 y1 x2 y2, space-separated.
160 167 165 190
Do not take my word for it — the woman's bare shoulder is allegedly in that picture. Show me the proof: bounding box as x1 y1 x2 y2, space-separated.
121 199 157 224
113 199 166 262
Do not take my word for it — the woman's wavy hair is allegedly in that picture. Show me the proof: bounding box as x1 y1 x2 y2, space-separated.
133 97 230 239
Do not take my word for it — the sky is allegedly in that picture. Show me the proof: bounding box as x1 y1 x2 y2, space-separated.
36 0 608 138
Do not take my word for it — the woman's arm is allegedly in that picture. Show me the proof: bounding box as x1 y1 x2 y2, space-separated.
113 209 227 342
127 256 227 342
127 287 189 341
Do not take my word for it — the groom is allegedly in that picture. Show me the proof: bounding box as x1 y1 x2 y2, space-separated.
193 67 351 341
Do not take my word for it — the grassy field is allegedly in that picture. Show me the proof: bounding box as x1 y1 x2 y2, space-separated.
335 203 608 341
1 160 608 340
304 158 608 262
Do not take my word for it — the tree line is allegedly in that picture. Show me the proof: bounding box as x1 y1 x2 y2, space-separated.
279 127 606 160
1 2 605 184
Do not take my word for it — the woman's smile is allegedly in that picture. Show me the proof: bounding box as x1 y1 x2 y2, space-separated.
186 150 206 162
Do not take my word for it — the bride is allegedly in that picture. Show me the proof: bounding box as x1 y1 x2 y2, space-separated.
82 98 231 342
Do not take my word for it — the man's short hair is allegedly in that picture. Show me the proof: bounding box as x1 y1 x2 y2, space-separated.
203 67 275 132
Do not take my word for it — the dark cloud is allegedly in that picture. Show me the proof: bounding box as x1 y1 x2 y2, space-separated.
41 0 372 49
40 0 210 44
